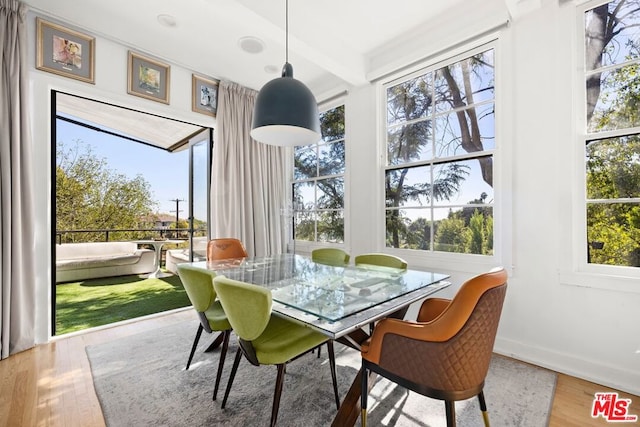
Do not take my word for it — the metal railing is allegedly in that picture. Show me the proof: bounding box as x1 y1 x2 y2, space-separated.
55 228 207 245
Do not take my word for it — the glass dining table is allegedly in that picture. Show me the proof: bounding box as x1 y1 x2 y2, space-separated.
188 253 450 426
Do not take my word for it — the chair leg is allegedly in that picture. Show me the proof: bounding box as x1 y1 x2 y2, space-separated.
186 324 204 370
221 348 242 409
361 362 368 427
478 391 490 427
311 345 322 358
213 330 231 401
327 341 340 410
270 364 286 427
445 400 456 427
204 331 225 352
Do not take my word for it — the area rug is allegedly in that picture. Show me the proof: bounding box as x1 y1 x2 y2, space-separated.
86 320 556 426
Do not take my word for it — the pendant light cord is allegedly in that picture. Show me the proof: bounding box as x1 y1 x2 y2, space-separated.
285 0 289 63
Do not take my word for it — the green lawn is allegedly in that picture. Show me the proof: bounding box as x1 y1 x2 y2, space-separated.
55 272 191 335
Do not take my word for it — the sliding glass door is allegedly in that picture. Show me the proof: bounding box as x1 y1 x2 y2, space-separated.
52 91 212 335
187 129 212 260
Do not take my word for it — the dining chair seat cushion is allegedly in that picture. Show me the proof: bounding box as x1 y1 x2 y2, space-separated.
204 300 232 331
213 276 329 364
251 314 328 365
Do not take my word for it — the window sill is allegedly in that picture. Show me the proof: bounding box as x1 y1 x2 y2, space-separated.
558 270 640 294
389 248 508 276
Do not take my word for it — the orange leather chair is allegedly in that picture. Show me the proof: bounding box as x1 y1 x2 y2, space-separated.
207 238 248 261
360 268 508 427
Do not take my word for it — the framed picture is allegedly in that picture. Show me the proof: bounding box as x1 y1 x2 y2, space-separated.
127 51 170 104
36 18 95 84
192 74 219 116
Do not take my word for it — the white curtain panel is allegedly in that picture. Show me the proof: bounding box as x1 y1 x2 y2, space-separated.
212 81 287 257
0 0 36 358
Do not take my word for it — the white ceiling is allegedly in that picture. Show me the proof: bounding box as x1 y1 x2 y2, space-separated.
25 0 470 97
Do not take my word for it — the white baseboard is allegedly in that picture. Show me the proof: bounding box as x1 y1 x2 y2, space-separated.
494 337 640 396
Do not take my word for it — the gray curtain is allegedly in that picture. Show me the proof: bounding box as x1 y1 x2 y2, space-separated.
0 0 36 358
211 81 286 257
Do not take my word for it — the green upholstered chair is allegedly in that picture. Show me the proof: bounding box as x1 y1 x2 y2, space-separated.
176 264 231 401
311 248 350 266
354 253 408 270
213 275 340 427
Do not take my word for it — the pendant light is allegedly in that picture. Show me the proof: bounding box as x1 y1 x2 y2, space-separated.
250 0 321 146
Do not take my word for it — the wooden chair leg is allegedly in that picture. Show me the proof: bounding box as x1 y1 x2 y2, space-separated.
360 361 368 427
327 341 340 409
271 364 286 427
213 330 231 401
222 348 242 409
186 324 204 370
445 401 456 427
478 391 490 427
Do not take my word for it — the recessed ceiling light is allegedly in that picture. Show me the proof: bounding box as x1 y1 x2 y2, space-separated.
264 65 279 74
157 14 177 27
238 36 265 54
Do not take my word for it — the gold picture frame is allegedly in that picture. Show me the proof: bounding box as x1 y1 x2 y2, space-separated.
36 18 95 84
127 51 170 104
192 74 219 117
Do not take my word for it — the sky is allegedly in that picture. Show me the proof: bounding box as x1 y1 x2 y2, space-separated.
56 118 191 217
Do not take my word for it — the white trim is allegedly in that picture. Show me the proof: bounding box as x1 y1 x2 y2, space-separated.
377 40 507 273
570 0 640 283
495 335 640 396
318 90 348 110
558 270 640 294
367 21 508 83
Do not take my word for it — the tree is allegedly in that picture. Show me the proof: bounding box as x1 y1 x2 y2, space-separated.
293 105 346 242
585 0 640 126
437 56 495 186
586 136 640 266
56 140 157 242
385 50 495 252
585 0 640 267
468 210 485 254
434 216 469 253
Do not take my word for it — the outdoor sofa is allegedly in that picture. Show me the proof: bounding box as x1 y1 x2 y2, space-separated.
165 237 207 274
55 241 155 283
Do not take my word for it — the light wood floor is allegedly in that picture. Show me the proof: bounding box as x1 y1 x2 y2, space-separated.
1 310 638 427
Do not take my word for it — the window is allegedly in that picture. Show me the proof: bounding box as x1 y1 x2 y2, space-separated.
583 0 640 268
384 47 495 255
292 105 345 243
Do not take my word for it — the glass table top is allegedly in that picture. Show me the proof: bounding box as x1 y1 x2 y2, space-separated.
195 254 450 323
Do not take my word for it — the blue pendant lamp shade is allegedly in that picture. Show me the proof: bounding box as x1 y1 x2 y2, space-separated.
250 0 321 147
251 63 321 146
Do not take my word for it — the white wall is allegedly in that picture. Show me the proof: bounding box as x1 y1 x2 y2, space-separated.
28 2 640 396
26 12 217 343
344 0 640 396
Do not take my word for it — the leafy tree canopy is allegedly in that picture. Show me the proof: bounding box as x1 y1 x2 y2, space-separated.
56 140 157 242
